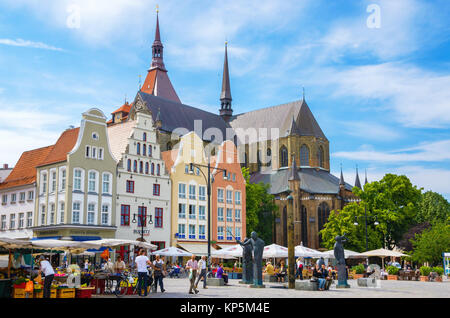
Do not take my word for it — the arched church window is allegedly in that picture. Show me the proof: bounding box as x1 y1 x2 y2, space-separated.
317 202 330 245
266 148 272 167
301 205 308 246
300 144 310 166
317 146 324 168
280 146 288 168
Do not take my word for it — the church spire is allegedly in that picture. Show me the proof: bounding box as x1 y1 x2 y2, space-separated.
364 169 368 185
150 8 166 71
220 41 233 122
354 165 362 189
339 164 345 186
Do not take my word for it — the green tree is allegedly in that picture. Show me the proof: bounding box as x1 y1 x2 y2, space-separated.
415 191 450 225
242 167 278 244
320 174 422 251
411 222 450 266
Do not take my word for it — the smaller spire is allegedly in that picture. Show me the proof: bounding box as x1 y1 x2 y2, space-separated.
289 154 300 181
302 86 305 101
365 169 368 185
339 164 345 186
354 165 362 189
220 41 233 121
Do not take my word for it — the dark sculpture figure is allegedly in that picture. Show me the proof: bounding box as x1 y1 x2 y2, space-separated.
237 231 265 286
334 234 350 288
237 237 254 284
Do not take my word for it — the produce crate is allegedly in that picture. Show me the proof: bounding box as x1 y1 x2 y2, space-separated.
50 288 57 298
33 289 43 298
76 287 95 298
13 283 26 289
13 288 27 298
90 279 105 294
57 288 75 298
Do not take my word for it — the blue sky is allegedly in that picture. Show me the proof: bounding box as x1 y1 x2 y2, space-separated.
0 0 449 199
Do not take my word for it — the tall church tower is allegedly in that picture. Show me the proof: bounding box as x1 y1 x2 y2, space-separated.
140 9 181 103
219 42 233 122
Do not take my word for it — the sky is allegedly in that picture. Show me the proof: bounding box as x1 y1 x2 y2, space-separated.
0 0 449 199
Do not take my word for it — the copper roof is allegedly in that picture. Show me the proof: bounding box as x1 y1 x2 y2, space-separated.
37 127 80 167
0 145 54 190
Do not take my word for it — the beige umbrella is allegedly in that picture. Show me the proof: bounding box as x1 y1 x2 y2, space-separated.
361 248 407 269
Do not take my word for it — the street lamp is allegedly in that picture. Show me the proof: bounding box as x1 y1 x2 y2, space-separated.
132 203 153 242
353 204 379 251
188 160 227 272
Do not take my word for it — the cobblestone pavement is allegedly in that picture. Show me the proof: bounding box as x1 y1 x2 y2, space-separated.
92 277 450 298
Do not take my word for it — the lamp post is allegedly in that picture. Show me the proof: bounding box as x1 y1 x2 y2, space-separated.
353 204 379 251
188 160 227 272
287 191 295 289
132 203 153 242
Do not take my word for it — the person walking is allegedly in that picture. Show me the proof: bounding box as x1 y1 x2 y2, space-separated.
186 254 199 294
135 249 152 297
195 256 208 289
38 255 55 298
296 258 304 280
153 254 166 293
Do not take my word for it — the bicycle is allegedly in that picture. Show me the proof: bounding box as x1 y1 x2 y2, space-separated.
115 269 154 297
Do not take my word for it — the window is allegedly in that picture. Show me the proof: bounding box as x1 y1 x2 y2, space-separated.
280 146 288 167
102 173 111 194
1 195 6 204
217 226 224 240
19 192 25 202
226 208 233 222
50 203 55 225
98 148 104 160
27 212 33 228
199 206 206 220
235 227 241 241
139 161 143 174
74 169 82 191
178 204 186 219
148 146 152 157
18 213 24 229
138 206 147 227
11 193 16 203
88 171 97 192
143 132 147 141
127 159 131 172
10 214 15 229
189 185 196 200
150 162 154 175
235 191 241 205
199 225 206 239
145 162 149 174
60 169 66 191
156 164 160 176
155 208 163 228
41 205 45 225
72 202 81 224
1 215 6 230
189 224 196 239
185 165 189 174
137 143 141 155
42 172 47 193
217 189 224 203
178 183 186 199
59 202 65 224
143 144 147 156
300 144 310 166
232 173 236 182
199 186 206 201
226 226 233 240
318 202 330 245
318 146 324 168
196 167 200 176
133 160 137 173
223 170 227 179
87 203 96 225
189 205 196 219
217 207 224 222
153 184 160 196
92 146 97 159
86 146 90 157
126 180 134 193
92 132 99 140
101 204 109 225
28 191 34 201
235 209 241 222
121 205 130 226
178 224 186 239
226 190 232 204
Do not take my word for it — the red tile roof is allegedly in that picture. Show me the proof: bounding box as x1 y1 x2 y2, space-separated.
37 127 80 167
0 145 54 190
140 69 157 95
111 102 132 114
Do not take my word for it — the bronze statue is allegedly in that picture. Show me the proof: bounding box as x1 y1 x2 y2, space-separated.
334 234 350 288
237 237 253 284
237 231 265 286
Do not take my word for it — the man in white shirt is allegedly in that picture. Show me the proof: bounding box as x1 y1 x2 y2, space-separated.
186 254 199 294
135 249 152 297
195 255 208 289
38 255 55 298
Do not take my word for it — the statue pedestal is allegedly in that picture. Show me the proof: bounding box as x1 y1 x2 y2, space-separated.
336 284 351 289
249 284 266 288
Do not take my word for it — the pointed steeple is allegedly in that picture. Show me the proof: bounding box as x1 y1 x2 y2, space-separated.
289 116 301 136
220 41 233 122
150 9 166 71
339 165 345 186
354 165 362 189
289 155 300 181
364 169 368 185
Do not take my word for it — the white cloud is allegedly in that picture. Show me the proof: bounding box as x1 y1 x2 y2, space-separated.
333 139 450 163
340 121 402 141
0 38 64 51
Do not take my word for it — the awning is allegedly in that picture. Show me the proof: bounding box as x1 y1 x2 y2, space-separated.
177 243 217 256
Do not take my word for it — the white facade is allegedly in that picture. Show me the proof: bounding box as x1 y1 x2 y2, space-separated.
109 110 171 249
0 185 35 239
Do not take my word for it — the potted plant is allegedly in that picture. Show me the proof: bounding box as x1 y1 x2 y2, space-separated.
351 264 365 279
386 266 400 280
431 267 444 282
419 266 432 281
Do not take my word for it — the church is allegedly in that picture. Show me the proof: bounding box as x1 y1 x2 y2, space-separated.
109 12 362 250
